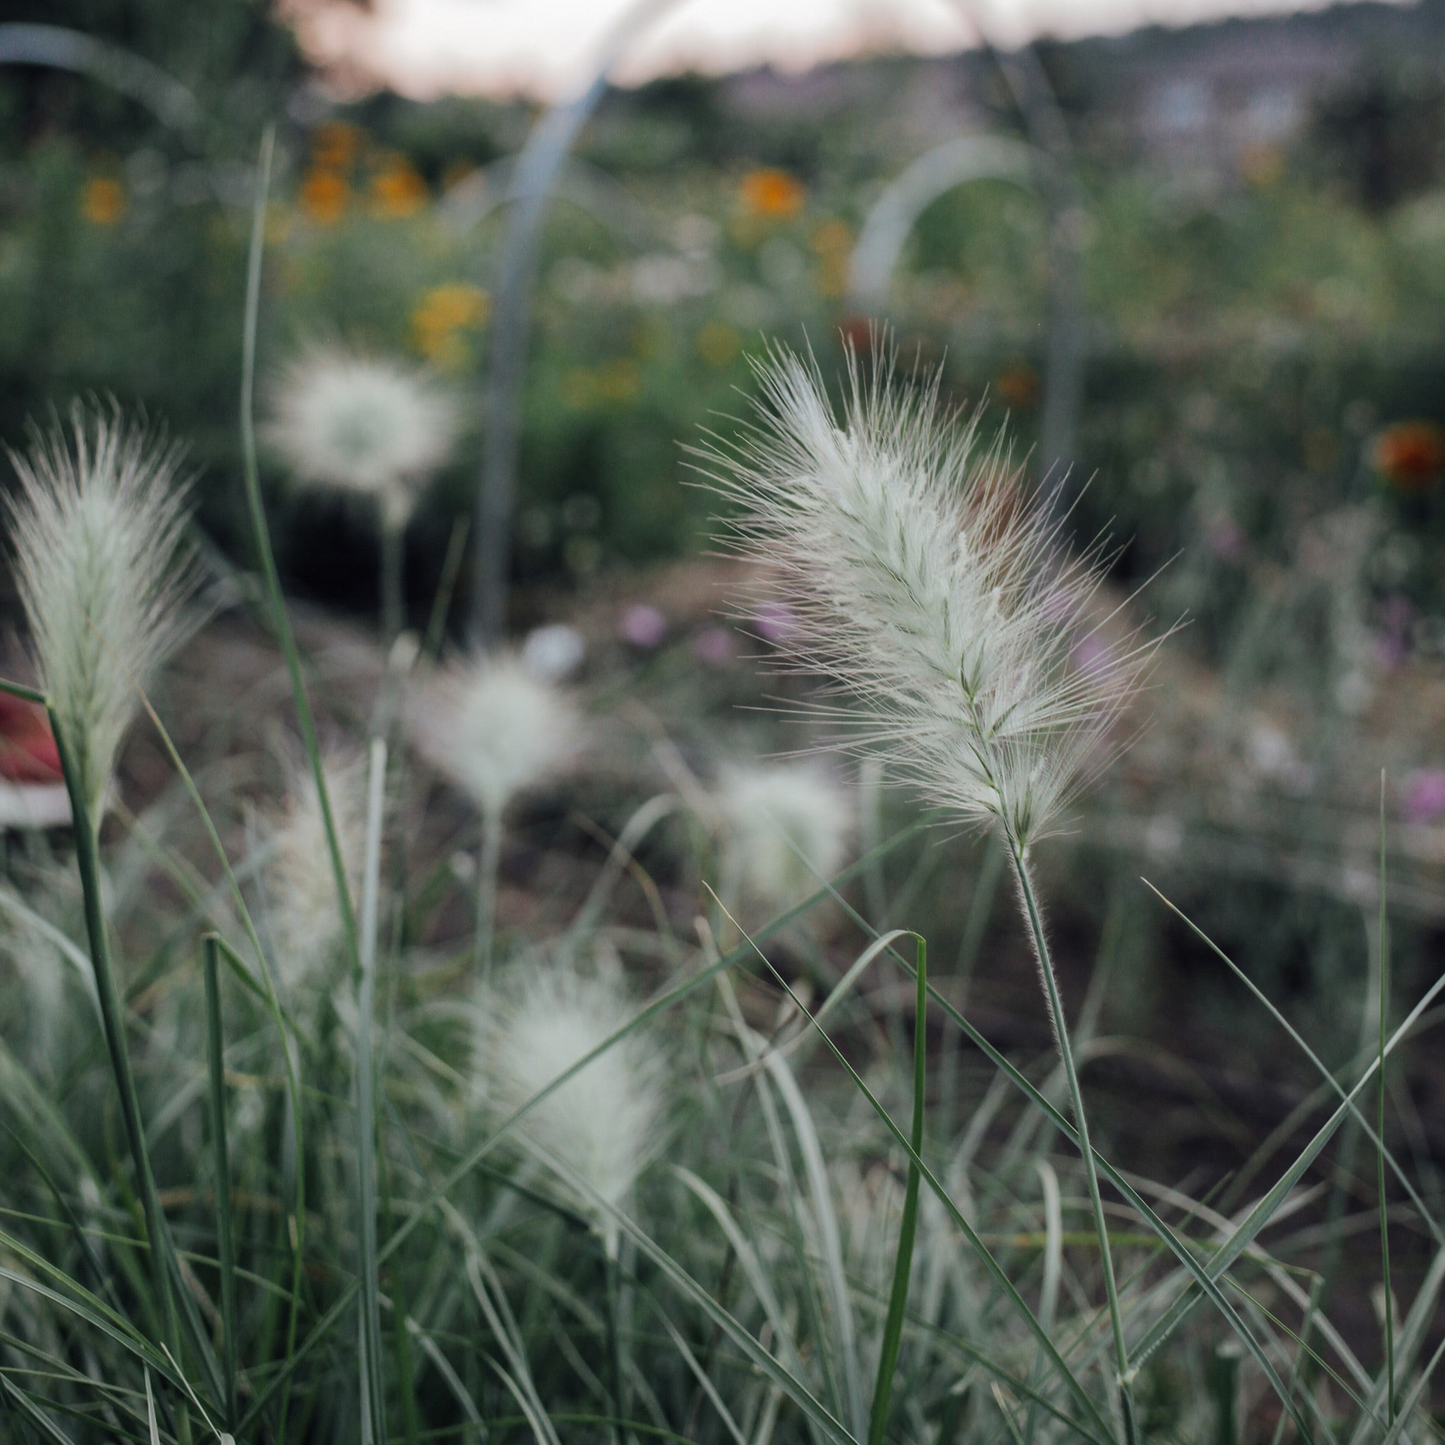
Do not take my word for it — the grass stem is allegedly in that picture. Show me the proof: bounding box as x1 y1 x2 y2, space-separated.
474 805 504 982
1377 771 1395 1427
1008 838 1133 1444
865 934 926 1445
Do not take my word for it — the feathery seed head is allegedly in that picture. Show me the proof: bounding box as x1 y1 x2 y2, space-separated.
413 653 577 817
704 347 1153 847
477 962 666 1248
5 404 197 820
265 345 460 525
714 760 852 911
266 750 367 990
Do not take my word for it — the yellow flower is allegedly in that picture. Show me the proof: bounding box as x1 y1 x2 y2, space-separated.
596 359 640 404
739 168 804 220
300 167 348 225
311 121 365 171
81 176 125 226
411 283 490 368
697 321 740 369
370 155 428 219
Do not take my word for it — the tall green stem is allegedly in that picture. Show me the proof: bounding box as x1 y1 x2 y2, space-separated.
605 1238 625 1445
380 514 406 646
473 806 504 981
50 707 190 1443
1377 774 1394 1427
1008 838 1133 1443
866 934 926 1445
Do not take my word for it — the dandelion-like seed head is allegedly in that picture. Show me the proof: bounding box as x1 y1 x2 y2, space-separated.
265 750 367 990
414 654 577 817
478 962 665 1250
702 346 1154 848
265 345 460 525
714 760 852 911
5 404 197 819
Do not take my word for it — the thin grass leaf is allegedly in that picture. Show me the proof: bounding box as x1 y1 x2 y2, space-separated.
866 934 926 1445
542 1150 858 1445
724 889 1332 1445
202 939 238 1430
234 822 931 1434
708 891 1117 1445
1376 771 1395 1428
1141 882 1445 1256
407 1318 485 1437
0 1375 76 1445
355 738 388 1444
45 703 212 1410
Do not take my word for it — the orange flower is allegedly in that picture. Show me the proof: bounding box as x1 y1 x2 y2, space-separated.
740 168 804 220
81 176 125 225
311 120 364 171
411 283 490 368
300 167 348 224
370 156 428 218
1371 421 1445 494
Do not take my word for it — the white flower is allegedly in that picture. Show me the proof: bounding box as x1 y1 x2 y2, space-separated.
5 405 196 819
714 761 852 911
264 346 460 525
265 750 367 989
478 962 665 1249
520 623 586 682
413 654 577 817
702 347 1153 847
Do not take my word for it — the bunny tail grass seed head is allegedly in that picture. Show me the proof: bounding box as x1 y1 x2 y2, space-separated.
266 749 367 990
413 653 577 818
265 344 461 526
5 404 197 819
702 345 1155 849
715 759 853 912
478 961 665 1252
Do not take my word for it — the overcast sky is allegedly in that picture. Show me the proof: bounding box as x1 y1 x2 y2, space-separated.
296 0 1373 99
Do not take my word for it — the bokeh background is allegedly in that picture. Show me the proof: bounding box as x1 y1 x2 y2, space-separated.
5 0 1445 1350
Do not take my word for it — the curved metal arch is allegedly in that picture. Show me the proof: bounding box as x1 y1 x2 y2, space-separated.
847 133 1037 307
440 154 655 250
0 23 201 134
470 0 1090 641
472 0 684 643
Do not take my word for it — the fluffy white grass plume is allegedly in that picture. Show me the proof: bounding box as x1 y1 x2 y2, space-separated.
703 348 1153 849
414 653 577 818
478 961 665 1252
5 404 196 819
714 760 852 911
265 345 460 525
265 751 367 989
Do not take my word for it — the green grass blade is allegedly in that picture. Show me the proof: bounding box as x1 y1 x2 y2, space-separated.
708 893 1116 1445
753 887 1329 1445
423 513 470 659
356 738 389 1444
238 126 360 976
0 1375 76 1445
234 822 931 1432
1376 771 1394 1428
865 934 926 1445
45 703 209 1419
1009 844 1132 1442
202 939 238 1431
1141 882 1445 1253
